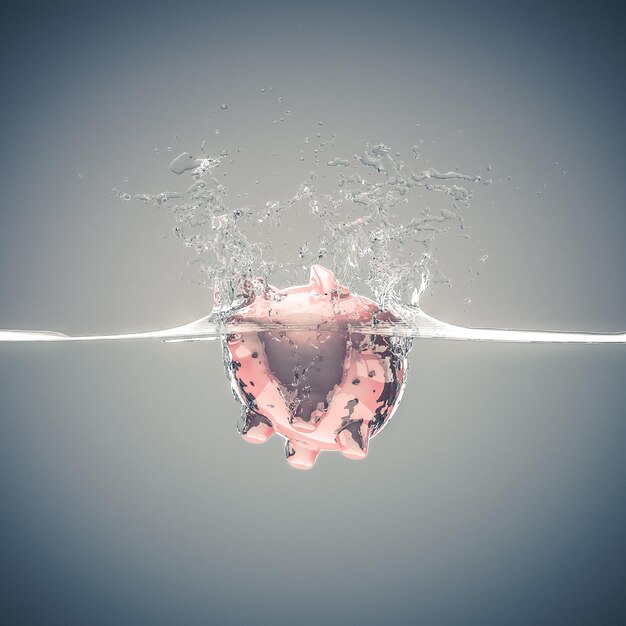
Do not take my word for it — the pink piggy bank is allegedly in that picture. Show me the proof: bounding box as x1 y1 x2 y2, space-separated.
223 265 409 469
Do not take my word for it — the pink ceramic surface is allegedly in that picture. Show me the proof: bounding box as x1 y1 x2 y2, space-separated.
223 265 408 469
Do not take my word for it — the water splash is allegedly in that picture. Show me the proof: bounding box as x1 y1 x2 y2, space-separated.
2 293 624 345
4 141 625 345
122 138 481 310
2 121 624 469
2 264 623 471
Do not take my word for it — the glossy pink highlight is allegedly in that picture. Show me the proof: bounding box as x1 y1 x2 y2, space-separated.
223 265 409 469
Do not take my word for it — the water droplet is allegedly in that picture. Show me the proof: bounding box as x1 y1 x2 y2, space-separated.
78 172 84 179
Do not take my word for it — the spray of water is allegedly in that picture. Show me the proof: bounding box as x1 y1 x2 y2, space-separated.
2 130 624 468
3 135 624 344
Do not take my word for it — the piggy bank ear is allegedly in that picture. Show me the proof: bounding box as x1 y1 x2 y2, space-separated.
309 264 338 294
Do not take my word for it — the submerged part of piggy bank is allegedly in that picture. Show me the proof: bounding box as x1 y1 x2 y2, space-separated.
223 265 411 470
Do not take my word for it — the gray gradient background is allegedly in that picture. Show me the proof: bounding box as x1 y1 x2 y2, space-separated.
1 1 625 624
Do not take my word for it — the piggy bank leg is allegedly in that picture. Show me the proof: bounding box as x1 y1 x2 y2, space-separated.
285 439 320 470
238 409 275 444
336 418 370 460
